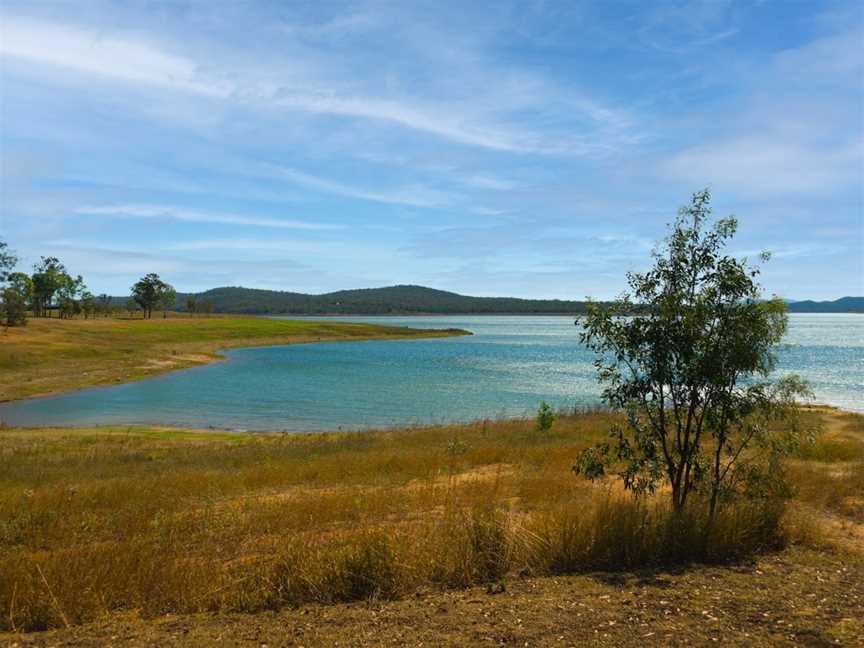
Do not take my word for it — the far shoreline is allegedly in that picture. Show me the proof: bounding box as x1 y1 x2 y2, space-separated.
269 311 864 317
0 316 470 405
1 402 858 436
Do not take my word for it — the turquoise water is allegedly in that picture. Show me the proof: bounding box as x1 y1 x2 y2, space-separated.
1 314 861 430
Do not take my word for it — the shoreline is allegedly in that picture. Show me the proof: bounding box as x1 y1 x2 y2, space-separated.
271 311 864 317
1 402 856 436
0 317 470 404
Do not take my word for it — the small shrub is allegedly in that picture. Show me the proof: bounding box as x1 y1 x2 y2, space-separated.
535 402 556 434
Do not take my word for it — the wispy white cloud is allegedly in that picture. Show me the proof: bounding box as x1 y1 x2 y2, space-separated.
463 174 516 191
662 137 862 195
75 204 344 230
272 167 459 208
0 17 635 155
635 0 739 54
163 238 349 253
0 18 228 96
470 207 510 216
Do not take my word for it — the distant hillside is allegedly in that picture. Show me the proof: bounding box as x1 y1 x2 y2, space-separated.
108 285 863 315
787 296 864 313
169 285 590 315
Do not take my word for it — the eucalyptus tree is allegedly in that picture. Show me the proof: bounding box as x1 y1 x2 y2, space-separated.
0 239 19 326
98 293 113 317
0 239 15 284
157 285 177 319
31 256 68 317
131 273 170 319
575 189 810 522
57 274 85 319
2 272 31 326
80 291 98 319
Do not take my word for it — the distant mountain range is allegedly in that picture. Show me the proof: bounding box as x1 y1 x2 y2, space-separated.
170 285 591 315
128 285 864 315
785 296 864 313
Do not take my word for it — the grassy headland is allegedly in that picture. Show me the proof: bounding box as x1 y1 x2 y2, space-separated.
0 315 467 402
0 407 861 641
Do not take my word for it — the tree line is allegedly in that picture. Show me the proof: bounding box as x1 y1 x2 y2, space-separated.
0 245 104 325
0 239 211 326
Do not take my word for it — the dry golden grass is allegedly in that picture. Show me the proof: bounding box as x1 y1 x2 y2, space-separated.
0 315 465 402
3 407 860 632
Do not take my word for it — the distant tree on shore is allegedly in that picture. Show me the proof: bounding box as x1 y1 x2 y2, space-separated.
2 272 31 327
126 298 141 318
0 239 22 327
0 240 15 284
57 274 85 319
98 293 113 317
183 296 212 317
574 189 810 529
131 273 173 319
80 291 97 319
31 256 69 317
158 285 177 319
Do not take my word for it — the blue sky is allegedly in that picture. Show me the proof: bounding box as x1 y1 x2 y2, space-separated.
0 0 861 299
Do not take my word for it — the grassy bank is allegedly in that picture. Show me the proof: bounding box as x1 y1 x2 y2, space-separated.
0 315 466 402
0 407 861 634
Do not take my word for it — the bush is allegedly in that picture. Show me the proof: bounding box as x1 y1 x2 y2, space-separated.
1 286 28 327
535 401 556 434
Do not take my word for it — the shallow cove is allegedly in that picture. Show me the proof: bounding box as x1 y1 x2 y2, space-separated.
1 314 862 430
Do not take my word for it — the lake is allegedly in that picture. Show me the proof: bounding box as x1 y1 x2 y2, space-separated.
1 314 861 430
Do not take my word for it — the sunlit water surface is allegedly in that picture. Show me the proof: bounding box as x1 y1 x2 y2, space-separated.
1 314 861 430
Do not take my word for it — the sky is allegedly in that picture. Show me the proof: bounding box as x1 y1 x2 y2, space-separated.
0 0 862 300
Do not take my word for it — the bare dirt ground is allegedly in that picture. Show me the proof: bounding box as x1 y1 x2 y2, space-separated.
3 547 861 647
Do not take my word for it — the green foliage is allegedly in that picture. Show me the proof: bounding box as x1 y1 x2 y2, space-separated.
0 243 27 327
57 274 85 319
97 293 113 317
31 256 68 317
574 189 812 520
0 239 16 284
535 401 556 434
131 273 174 319
157 285 177 319
79 291 97 319
1 274 31 327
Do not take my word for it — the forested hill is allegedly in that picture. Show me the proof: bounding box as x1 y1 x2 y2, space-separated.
172 285 591 315
786 296 864 313
160 286 864 315
155 285 863 315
